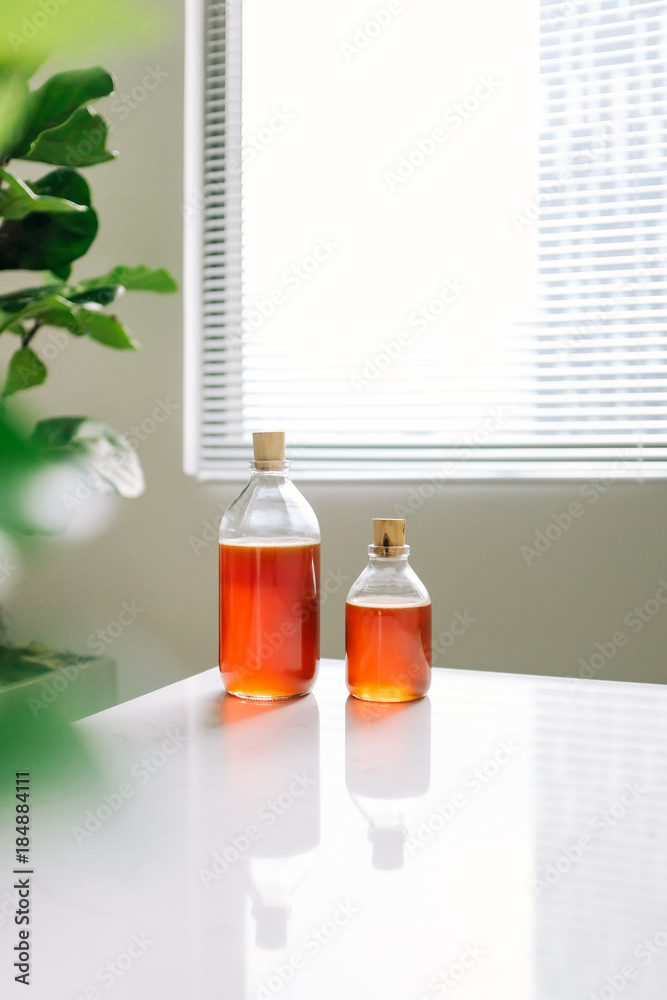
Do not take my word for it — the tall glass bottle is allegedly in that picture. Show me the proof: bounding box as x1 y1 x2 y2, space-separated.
346 518 431 702
219 432 320 699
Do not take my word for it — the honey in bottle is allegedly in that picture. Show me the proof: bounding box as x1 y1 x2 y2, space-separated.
346 518 431 702
219 432 320 699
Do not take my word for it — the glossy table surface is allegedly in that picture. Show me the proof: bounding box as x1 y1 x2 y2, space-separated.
1 660 667 999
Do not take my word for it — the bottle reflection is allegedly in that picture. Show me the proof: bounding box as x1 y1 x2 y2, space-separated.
345 695 431 870
219 692 320 952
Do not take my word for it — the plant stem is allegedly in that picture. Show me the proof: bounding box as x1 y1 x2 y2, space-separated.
21 320 41 349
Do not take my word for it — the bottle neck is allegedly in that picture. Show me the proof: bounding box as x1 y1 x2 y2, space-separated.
368 544 410 564
249 459 291 483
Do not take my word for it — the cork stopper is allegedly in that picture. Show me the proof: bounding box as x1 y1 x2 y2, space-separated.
252 432 286 470
373 518 406 555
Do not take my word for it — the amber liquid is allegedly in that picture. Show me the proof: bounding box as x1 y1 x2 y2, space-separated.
219 541 320 699
346 601 431 702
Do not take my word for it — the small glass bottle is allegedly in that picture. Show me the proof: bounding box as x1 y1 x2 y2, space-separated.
219 432 320 699
346 518 431 702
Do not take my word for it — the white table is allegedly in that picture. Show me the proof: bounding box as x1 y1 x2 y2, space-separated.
1 661 666 999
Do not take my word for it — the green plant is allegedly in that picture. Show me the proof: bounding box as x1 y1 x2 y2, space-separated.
0 63 177 539
0 58 176 680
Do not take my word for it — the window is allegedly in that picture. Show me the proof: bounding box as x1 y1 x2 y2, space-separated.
183 0 667 479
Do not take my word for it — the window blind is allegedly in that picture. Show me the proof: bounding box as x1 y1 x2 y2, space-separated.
184 0 667 479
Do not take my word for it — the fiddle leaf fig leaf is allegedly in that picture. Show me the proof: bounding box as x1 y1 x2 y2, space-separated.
0 284 62 315
0 168 97 277
0 294 80 336
76 309 138 349
22 107 116 167
31 417 144 498
0 167 88 220
66 284 119 307
0 294 137 349
0 69 30 163
3 347 47 397
79 265 178 294
8 67 114 160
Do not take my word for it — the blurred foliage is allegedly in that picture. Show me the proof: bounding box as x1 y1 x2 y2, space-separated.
0 37 177 558
0 0 176 679
0 64 177 401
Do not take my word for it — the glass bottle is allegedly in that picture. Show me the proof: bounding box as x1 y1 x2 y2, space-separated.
219 432 320 699
346 518 431 702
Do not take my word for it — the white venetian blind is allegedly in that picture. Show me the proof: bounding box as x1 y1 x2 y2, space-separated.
184 0 667 479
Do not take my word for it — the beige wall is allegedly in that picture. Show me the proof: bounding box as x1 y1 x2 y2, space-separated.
3 4 667 704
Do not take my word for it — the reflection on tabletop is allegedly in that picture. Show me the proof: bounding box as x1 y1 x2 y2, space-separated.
219 694 321 950
345 695 431 870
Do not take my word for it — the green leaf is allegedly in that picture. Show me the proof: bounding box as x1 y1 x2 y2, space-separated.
0 294 80 336
0 406 53 540
0 284 62 315
0 294 137 349
22 107 116 168
8 67 114 160
0 69 30 162
31 418 144 498
3 347 47 397
0 167 89 220
67 285 119 307
79 265 178 294
76 309 138 349
0 168 98 278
